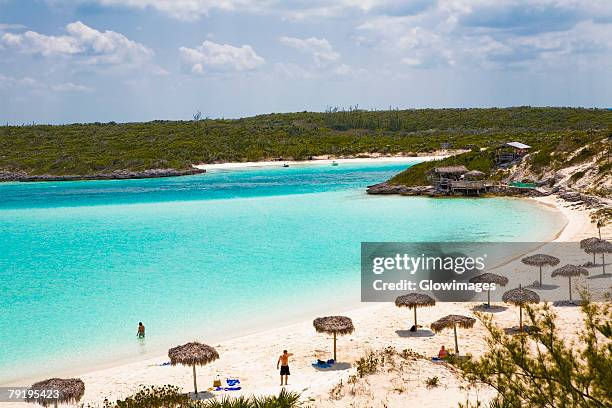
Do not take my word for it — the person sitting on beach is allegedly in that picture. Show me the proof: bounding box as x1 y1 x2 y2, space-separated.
137 322 145 338
438 345 448 359
276 350 293 386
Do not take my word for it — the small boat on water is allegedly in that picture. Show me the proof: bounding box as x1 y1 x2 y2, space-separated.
331 161 338 166
283 163 289 167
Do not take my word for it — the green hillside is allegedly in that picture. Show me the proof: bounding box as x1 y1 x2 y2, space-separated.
1 107 610 176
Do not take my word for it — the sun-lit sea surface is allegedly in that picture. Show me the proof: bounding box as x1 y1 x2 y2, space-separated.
0 161 565 384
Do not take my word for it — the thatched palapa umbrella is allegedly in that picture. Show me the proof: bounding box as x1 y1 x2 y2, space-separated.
551 264 589 301
168 342 219 394
430 314 476 355
580 237 600 264
584 239 612 275
502 285 540 331
521 254 560 287
313 316 354 361
469 273 509 307
395 293 435 330
26 378 84 407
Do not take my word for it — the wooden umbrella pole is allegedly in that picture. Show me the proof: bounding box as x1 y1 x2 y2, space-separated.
453 325 459 355
333 332 337 361
193 365 198 394
569 276 572 301
519 306 523 331
539 265 543 286
413 307 417 328
487 289 491 307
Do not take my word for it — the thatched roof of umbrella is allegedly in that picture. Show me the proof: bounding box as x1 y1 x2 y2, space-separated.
432 165 469 175
313 316 354 335
26 378 84 407
395 293 436 309
551 264 589 278
580 237 601 249
168 342 219 366
521 254 560 267
469 273 509 286
464 170 486 179
502 286 540 305
584 239 612 254
430 314 476 333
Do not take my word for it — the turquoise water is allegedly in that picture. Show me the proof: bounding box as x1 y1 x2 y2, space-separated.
0 161 565 384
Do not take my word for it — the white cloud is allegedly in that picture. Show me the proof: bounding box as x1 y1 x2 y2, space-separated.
0 73 38 89
279 36 340 67
51 82 93 92
179 40 264 74
0 21 154 67
272 62 315 80
85 0 260 21
61 0 408 21
356 1 612 70
0 73 92 92
0 23 26 31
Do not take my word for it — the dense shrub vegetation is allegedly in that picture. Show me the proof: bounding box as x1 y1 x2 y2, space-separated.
388 126 610 187
94 386 301 408
457 298 611 408
388 149 498 186
1 107 610 176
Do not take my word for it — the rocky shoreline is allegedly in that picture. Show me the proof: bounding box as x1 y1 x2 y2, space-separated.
0 168 206 182
366 182 609 209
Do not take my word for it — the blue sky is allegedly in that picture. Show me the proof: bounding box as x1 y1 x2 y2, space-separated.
0 0 611 124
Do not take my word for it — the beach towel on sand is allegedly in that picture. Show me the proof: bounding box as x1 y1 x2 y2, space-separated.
312 360 333 368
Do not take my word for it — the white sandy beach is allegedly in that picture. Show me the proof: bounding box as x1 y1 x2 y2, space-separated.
4 194 609 408
192 152 457 171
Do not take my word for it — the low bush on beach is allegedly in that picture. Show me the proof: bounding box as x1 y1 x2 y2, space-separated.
328 346 429 402
425 376 440 388
95 386 301 408
98 385 190 408
456 297 612 408
202 389 300 408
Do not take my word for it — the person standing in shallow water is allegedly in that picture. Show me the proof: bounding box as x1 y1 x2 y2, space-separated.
277 350 293 386
137 322 145 338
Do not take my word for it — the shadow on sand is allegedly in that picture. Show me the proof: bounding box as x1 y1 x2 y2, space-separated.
587 273 611 280
311 362 351 372
188 391 215 400
503 326 535 336
472 304 508 313
553 300 582 307
526 283 559 291
395 329 435 338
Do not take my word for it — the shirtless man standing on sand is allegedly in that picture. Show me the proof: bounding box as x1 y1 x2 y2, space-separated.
276 350 293 386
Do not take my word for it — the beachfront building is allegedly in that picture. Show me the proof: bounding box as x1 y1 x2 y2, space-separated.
495 141 531 165
429 166 491 195
429 165 469 191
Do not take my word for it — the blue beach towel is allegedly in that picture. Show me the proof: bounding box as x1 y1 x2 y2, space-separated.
226 379 240 386
312 360 332 368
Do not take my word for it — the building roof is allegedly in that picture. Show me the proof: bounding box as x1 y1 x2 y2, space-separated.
464 170 486 179
433 165 468 175
506 141 531 149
